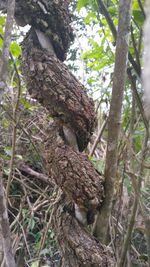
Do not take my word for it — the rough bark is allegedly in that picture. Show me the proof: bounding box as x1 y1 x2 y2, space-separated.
0 0 115 265
94 0 132 242
51 194 114 267
22 29 95 152
44 123 104 221
0 0 74 61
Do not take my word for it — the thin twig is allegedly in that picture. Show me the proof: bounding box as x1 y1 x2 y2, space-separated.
8 208 31 259
6 67 21 201
127 68 148 132
117 134 148 267
0 103 43 162
130 23 141 68
96 0 141 77
89 117 108 157
137 0 146 18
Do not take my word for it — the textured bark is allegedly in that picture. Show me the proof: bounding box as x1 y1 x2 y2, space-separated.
44 123 104 218
22 29 95 152
0 0 73 61
2 0 115 265
51 194 114 267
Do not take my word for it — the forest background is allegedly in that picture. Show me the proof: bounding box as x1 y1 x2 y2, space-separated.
0 0 150 267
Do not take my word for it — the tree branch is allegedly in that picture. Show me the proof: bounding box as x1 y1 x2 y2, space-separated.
18 163 54 186
96 0 141 77
130 23 141 69
117 121 148 266
137 0 146 18
89 117 108 157
94 0 132 243
127 68 148 132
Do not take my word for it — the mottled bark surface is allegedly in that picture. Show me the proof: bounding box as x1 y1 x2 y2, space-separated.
22 29 95 152
51 194 114 267
0 0 73 61
44 123 104 215
0 0 114 265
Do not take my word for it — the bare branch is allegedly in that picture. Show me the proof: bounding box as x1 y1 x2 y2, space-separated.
89 117 108 157
137 0 146 18
96 0 141 77
18 163 54 186
127 68 148 132
94 0 132 243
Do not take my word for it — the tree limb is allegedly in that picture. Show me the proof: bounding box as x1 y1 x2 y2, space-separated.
18 163 54 186
94 0 132 243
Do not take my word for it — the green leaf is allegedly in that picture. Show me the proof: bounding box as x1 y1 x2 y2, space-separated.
89 156 105 173
28 217 36 230
108 6 117 16
133 10 144 26
31 261 39 267
0 26 4 35
0 154 11 160
10 42 22 57
87 78 97 83
0 38 3 49
0 16 6 26
20 98 34 110
84 12 97 24
4 146 12 156
77 0 89 12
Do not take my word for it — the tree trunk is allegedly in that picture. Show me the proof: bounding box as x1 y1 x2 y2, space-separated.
0 0 115 265
93 0 132 243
